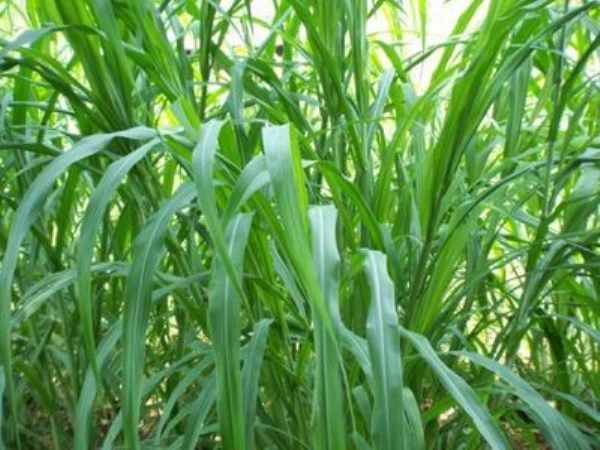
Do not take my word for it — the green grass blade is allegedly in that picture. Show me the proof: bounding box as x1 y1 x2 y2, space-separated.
11 262 128 327
0 366 4 450
399 327 509 450
209 212 253 450
192 120 248 304
261 124 309 246
74 322 120 450
77 137 161 385
261 124 331 328
309 205 346 449
222 154 268 224
122 183 197 450
318 161 384 249
153 361 211 443
456 351 591 450
363 250 405 450
180 374 217 450
402 388 425 450
241 319 273 448
366 69 394 152
262 124 343 448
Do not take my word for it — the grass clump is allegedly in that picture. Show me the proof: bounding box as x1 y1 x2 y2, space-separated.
1 0 599 448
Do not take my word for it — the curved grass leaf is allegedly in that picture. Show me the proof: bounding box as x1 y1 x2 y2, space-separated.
122 183 197 450
309 205 346 449
402 387 425 450
180 374 217 450
77 137 162 383
192 120 248 304
153 359 214 443
261 124 330 328
241 318 273 448
455 351 591 450
209 212 253 450
399 327 509 450
12 262 128 327
363 250 405 450
74 322 120 450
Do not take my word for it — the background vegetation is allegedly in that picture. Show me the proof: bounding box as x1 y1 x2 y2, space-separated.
1 0 599 448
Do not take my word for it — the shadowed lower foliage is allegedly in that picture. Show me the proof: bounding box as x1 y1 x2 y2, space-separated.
1 0 599 448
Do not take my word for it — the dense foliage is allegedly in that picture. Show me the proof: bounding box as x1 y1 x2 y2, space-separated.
1 0 599 448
